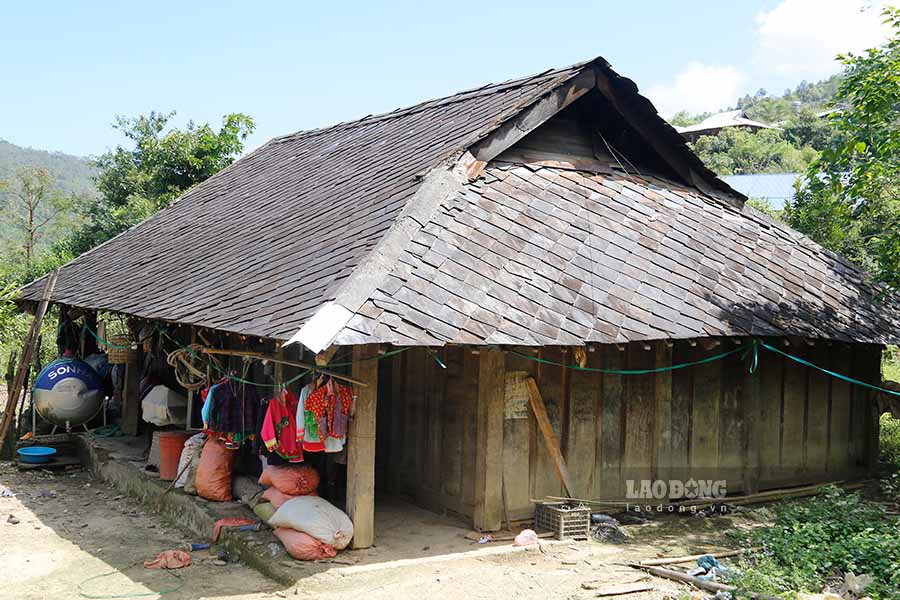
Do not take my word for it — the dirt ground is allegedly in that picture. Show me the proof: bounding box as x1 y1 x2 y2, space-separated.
0 462 277 600
1 459 757 600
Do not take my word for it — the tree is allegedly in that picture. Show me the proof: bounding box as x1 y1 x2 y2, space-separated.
786 7 900 290
781 108 840 151
689 128 818 176
63 111 255 255
669 110 710 127
0 167 79 265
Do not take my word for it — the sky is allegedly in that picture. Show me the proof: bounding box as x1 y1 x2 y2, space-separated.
0 0 891 158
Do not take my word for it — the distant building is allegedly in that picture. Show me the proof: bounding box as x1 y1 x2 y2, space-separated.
675 109 775 143
722 172 802 209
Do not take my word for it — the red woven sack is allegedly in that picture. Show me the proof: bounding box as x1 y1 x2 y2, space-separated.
274 527 337 561
195 439 237 502
258 464 319 496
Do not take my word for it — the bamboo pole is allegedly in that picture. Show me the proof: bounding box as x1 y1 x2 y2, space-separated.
0 269 58 455
638 547 761 566
200 347 368 387
630 564 780 600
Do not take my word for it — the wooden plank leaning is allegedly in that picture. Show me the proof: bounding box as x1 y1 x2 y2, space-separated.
0 268 59 456
525 376 575 498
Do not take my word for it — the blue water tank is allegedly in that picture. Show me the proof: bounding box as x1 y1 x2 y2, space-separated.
33 358 105 426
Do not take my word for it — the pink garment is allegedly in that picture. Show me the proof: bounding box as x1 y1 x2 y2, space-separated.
261 389 303 462
144 550 192 569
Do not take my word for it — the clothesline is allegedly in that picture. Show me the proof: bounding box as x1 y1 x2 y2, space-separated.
200 347 369 387
83 323 900 400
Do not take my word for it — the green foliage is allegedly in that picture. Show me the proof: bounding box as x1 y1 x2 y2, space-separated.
669 110 710 127
881 413 900 467
689 128 818 176
64 111 255 255
0 140 97 260
746 196 784 220
736 487 900 598
787 7 900 291
0 167 86 266
738 75 842 123
884 346 900 382
781 108 841 151
881 472 900 503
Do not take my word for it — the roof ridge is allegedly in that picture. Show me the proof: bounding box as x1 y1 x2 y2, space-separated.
269 60 591 145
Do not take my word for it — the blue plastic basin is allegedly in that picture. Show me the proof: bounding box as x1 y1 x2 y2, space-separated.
18 446 57 464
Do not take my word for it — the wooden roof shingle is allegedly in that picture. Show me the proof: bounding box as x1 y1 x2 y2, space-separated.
18 57 900 347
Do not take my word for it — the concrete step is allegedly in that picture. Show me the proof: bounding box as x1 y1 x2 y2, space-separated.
75 434 311 586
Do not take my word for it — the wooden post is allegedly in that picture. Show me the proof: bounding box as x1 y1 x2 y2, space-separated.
347 344 379 549
742 350 762 495
121 362 141 436
474 348 505 531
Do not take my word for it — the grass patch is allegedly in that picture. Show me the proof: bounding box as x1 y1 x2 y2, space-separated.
884 345 900 383
730 487 900 599
882 413 900 467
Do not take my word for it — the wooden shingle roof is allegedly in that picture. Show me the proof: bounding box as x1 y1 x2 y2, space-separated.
18 62 591 337
329 161 900 346
19 57 900 348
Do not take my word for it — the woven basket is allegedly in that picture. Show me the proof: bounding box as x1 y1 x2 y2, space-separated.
107 335 137 364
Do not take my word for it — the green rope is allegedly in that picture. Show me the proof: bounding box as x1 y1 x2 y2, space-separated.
327 346 409 367
760 340 900 398
82 324 133 349
159 331 409 388
498 344 749 374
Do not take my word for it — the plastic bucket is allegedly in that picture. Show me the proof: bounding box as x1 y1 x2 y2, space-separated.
159 431 192 481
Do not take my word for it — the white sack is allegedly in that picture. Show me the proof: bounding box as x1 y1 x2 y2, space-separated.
141 385 187 426
268 496 354 550
174 433 206 488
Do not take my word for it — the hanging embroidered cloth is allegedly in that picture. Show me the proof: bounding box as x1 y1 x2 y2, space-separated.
302 379 353 453
201 379 260 448
261 389 303 463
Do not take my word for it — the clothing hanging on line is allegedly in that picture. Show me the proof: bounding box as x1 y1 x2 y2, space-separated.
201 378 260 449
296 383 325 452
301 378 353 453
261 388 303 463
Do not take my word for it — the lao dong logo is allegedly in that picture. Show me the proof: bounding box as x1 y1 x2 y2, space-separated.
625 478 727 501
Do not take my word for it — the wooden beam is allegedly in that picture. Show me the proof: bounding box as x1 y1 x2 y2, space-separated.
347 344 379 549
470 69 596 164
525 376 575 497
474 348 505 531
0 268 58 456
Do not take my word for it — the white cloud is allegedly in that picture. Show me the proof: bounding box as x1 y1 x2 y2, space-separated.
645 62 744 117
754 0 891 78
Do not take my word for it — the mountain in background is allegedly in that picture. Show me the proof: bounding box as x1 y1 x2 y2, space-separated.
0 139 98 198
0 139 98 259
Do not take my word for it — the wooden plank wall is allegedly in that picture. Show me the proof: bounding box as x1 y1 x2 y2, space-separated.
378 340 881 522
378 347 478 518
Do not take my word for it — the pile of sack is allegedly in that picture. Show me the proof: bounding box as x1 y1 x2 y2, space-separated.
255 464 354 561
